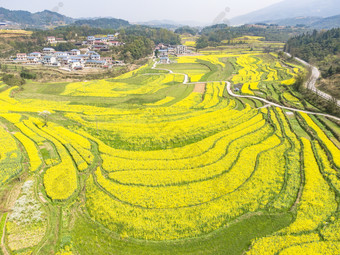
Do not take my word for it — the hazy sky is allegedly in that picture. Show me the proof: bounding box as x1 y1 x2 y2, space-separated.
0 0 283 24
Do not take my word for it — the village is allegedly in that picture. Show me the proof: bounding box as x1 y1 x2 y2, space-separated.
11 34 125 71
8 32 191 71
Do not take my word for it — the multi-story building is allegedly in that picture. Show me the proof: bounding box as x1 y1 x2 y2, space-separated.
69 49 81 56
16 53 27 62
27 56 40 65
59 57 71 66
159 57 170 64
43 48 56 55
158 49 168 57
87 36 96 45
55 52 69 58
69 60 83 69
85 60 107 68
175 45 187 55
47 36 56 44
42 56 59 66
101 57 113 65
29 52 42 60
107 34 116 40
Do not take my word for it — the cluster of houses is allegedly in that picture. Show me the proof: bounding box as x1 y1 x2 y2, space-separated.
11 33 127 70
46 33 124 52
14 48 124 70
155 44 189 64
85 34 124 51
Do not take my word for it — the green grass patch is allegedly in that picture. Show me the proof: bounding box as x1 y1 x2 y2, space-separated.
72 212 293 255
287 115 310 139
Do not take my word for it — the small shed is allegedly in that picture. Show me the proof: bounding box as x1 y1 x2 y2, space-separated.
234 83 243 93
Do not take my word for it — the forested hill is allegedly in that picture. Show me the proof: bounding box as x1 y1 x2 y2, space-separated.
73 18 130 29
195 24 306 49
0 7 129 29
285 28 340 63
285 28 340 98
0 7 73 26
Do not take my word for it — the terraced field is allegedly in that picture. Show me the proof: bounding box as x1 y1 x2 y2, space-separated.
0 48 339 254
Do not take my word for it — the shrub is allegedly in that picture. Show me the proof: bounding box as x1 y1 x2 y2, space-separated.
2 74 25 86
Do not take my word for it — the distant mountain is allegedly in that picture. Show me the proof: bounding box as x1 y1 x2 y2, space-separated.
74 18 130 29
262 16 323 27
254 15 340 29
231 0 340 25
0 7 73 26
311 15 340 29
136 20 206 29
135 20 181 29
0 7 131 29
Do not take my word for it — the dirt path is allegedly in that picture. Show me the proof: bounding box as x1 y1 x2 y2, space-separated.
0 183 23 255
152 60 189 84
1 214 9 255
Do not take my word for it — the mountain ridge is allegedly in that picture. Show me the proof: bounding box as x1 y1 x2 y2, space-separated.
231 0 340 25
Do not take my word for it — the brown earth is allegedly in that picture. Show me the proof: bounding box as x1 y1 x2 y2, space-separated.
193 83 206 93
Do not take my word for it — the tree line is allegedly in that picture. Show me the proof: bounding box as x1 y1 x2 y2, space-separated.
285 28 340 78
194 24 309 49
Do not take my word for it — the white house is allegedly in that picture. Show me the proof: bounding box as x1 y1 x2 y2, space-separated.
85 60 106 68
90 54 101 60
29 52 42 60
175 45 187 55
158 49 168 57
55 52 69 58
69 60 83 69
101 57 113 65
42 56 59 66
107 34 116 40
43 48 55 55
87 51 101 60
70 56 86 64
47 36 56 44
108 41 122 46
60 57 71 66
87 36 95 45
27 56 41 65
159 57 170 64
16 53 27 62
69 49 81 56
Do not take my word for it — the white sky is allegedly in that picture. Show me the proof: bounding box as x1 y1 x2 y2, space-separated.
0 0 283 24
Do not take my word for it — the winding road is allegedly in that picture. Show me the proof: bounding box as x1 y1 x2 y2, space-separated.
285 53 340 107
148 58 340 121
226 82 340 122
149 59 340 122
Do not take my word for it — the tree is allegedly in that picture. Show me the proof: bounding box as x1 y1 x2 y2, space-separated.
196 36 209 49
175 26 198 36
20 69 37 79
54 42 78 51
293 73 305 92
327 66 334 76
39 111 51 127
2 74 25 87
